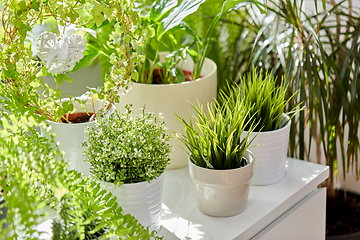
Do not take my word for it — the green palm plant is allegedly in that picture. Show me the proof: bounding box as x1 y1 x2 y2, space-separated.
244 0 360 193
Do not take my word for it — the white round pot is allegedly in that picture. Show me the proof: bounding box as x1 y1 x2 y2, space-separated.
40 97 110 175
99 174 165 233
247 114 291 185
188 150 254 217
116 52 217 169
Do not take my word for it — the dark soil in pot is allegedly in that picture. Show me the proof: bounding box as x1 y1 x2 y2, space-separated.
151 68 199 84
60 112 94 123
326 190 360 239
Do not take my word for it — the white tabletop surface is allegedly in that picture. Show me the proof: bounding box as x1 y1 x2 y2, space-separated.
160 158 329 240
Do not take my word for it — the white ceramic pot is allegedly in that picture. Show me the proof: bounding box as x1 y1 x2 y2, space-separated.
188 150 254 217
40 97 110 175
246 114 291 185
116 52 217 169
99 174 165 233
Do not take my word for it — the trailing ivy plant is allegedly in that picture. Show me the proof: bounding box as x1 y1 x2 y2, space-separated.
0 0 149 123
83 105 172 185
0 112 161 239
177 99 256 170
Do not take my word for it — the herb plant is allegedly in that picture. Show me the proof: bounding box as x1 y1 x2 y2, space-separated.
223 67 303 132
177 99 256 170
83 105 171 185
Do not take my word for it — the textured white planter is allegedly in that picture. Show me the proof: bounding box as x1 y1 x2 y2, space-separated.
188 150 254 217
247 114 291 185
40 97 109 175
116 53 217 169
99 174 165 233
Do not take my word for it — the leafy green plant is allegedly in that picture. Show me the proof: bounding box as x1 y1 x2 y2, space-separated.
0 0 148 123
133 0 261 84
177 99 256 170
0 112 158 239
223 67 303 132
49 176 161 240
233 0 360 191
83 105 172 185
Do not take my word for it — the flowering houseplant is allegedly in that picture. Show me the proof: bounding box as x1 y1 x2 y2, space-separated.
0 0 149 123
83 105 172 185
83 105 171 232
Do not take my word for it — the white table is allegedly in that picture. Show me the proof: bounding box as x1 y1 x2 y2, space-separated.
160 158 329 240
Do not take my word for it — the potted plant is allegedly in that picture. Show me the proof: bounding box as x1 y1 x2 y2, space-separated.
177 97 257 217
83 105 172 232
117 0 259 169
0 0 150 175
221 0 360 237
0 112 158 239
222 67 302 185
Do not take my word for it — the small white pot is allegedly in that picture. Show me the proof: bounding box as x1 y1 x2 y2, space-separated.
40 97 110 175
99 174 165 233
116 52 217 169
188 150 254 217
247 114 291 185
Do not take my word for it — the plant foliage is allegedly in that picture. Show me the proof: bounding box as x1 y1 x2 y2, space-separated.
223 67 303 132
0 112 159 239
0 0 149 122
241 0 360 188
83 105 171 185
177 99 256 170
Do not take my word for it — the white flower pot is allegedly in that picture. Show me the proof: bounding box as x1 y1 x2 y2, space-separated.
116 53 217 169
40 97 110 175
99 174 165 233
247 114 291 185
188 150 254 217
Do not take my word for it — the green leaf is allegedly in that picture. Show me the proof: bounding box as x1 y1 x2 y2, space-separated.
150 0 178 21
159 0 206 40
63 74 72 83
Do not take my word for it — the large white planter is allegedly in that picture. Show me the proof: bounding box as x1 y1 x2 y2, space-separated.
188 150 254 217
247 114 291 185
40 97 109 175
99 174 165 233
116 53 217 169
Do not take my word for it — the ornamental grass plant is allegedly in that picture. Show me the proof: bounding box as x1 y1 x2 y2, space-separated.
83 105 171 185
177 99 256 170
222 67 302 132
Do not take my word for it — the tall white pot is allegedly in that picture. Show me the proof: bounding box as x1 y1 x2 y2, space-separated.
99 174 165 233
247 114 291 185
40 97 107 175
116 53 217 169
188 150 254 217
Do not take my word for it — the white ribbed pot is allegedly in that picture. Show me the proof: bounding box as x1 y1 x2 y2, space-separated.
188 150 254 217
247 114 291 185
99 174 165 233
0 197 7 229
40 97 110 175
116 52 217 169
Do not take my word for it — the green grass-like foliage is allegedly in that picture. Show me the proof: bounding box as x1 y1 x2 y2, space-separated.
83 105 171 185
224 67 301 132
177 100 256 170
